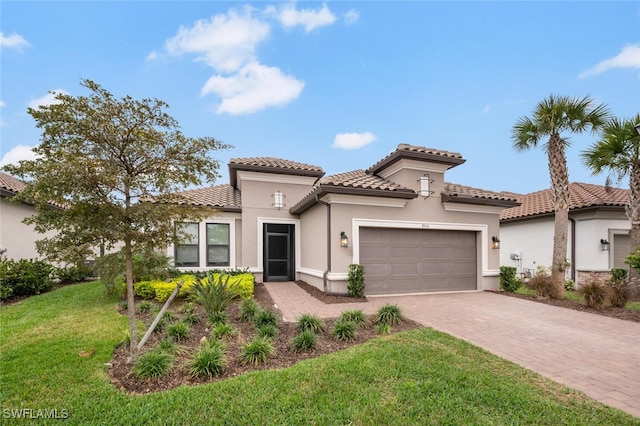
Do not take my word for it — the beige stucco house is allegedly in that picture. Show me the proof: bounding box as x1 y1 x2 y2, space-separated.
0 171 60 260
499 183 632 286
169 144 519 295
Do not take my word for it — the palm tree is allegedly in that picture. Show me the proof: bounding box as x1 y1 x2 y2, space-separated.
581 114 640 279
512 95 610 299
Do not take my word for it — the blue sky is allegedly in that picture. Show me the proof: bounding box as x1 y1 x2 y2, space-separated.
1 1 639 195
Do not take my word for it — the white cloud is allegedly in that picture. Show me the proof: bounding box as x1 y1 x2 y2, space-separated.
27 90 68 109
343 9 359 25
274 3 336 32
165 8 269 73
0 145 37 167
333 132 377 150
0 100 5 108
579 44 640 78
0 32 29 49
146 50 159 62
201 62 304 115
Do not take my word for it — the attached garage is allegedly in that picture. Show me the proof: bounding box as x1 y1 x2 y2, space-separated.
613 233 631 270
359 227 477 295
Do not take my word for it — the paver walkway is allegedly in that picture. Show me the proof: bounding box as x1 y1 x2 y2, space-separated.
264 282 640 418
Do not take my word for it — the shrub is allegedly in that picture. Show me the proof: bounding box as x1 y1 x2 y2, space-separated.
578 274 606 309
242 336 276 364
167 322 190 342
499 266 522 292
134 349 174 379
376 323 392 334
134 281 157 299
0 258 54 299
189 272 241 316
253 309 279 328
209 311 229 326
94 248 172 295
339 310 368 329
238 298 260 322
137 300 153 314
376 304 404 325
332 320 357 341
564 279 575 291
256 324 279 339
347 264 365 297
292 330 317 352
525 267 554 298
153 281 178 303
182 311 201 325
607 269 631 308
180 302 196 314
156 337 185 355
54 265 91 284
189 340 227 378
211 323 239 340
296 313 325 333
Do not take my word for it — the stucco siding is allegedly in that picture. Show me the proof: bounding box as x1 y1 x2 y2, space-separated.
0 199 50 260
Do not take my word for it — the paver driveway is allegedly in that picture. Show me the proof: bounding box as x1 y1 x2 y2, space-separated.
264 282 640 418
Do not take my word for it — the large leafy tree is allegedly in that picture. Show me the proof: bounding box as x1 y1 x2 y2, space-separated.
581 114 640 274
4 80 229 360
512 95 609 299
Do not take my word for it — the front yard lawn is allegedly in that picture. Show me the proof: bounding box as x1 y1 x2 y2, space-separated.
1 281 638 425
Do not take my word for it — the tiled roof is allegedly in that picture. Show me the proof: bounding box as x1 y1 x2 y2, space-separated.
172 184 241 211
0 171 26 194
500 182 628 221
443 183 520 207
228 157 324 188
368 143 466 175
319 169 411 192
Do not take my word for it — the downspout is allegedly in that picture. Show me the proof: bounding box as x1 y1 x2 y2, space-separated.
315 195 332 294
569 217 576 282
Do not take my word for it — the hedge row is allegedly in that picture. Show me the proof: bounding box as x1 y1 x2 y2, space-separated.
134 273 254 302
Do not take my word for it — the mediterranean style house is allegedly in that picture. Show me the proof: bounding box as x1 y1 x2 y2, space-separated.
499 183 631 286
169 144 519 295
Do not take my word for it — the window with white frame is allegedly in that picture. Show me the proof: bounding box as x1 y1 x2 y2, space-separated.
175 222 199 267
207 223 230 267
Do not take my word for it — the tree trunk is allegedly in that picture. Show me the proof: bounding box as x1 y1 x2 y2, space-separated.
626 162 640 294
124 238 139 363
548 133 568 299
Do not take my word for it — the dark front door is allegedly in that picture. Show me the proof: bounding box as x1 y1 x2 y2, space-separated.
264 223 294 282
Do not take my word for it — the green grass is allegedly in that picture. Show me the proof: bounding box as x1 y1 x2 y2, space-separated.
1 282 638 425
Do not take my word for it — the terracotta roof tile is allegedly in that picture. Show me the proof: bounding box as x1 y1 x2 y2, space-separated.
444 182 520 204
368 144 466 175
319 169 411 192
396 143 463 159
500 182 628 221
229 157 323 173
173 184 241 211
0 171 26 194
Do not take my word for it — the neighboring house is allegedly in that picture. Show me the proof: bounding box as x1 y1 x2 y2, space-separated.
0 171 61 260
499 183 631 285
169 144 519 295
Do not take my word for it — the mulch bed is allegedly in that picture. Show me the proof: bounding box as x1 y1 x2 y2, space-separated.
107 282 420 394
294 280 367 304
498 291 640 323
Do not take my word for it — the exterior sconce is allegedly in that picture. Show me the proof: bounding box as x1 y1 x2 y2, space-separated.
340 231 349 248
418 175 434 198
600 239 610 251
491 236 500 249
272 190 285 210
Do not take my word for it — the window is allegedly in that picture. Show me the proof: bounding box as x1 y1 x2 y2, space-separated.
207 223 230 267
175 223 199 267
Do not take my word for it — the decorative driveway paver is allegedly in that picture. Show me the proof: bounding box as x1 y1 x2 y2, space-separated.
264 282 640 418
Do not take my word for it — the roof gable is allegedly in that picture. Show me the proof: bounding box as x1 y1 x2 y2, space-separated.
443 183 520 208
367 143 465 175
229 157 324 188
500 182 628 221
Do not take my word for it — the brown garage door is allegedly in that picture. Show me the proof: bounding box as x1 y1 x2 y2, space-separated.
359 227 477 295
613 233 630 270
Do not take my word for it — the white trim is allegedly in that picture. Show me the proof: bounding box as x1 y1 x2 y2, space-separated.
169 216 237 269
377 158 450 179
297 267 348 281
442 203 507 215
237 170 318 188
352 218 490 281
322 193 408 208
257 217 301 272
297 267 323 278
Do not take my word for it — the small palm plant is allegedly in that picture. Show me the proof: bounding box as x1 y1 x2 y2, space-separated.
188 272 241 317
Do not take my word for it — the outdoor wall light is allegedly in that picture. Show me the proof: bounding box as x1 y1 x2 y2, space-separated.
340 232 349 248
418 175 434 198
491 236 501 249
272 190 285 210
600 239 610 251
